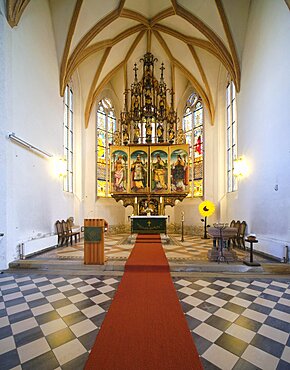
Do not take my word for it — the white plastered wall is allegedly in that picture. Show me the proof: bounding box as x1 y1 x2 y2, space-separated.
220 0 290 259
0 0 83 268
0 1 9 269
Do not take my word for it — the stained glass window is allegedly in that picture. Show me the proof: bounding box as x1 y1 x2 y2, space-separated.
96 98 116 197
182 93 204 197
226 81 237 192
63 85 73 193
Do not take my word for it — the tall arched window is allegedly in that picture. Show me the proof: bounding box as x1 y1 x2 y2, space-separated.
226 81 237 192
96 98 116 197
182 93 204 197
63 85 73 192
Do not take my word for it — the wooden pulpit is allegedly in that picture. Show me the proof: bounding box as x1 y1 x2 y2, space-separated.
84 218 107 264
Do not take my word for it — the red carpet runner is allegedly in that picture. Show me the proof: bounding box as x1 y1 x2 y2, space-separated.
85 234 203 370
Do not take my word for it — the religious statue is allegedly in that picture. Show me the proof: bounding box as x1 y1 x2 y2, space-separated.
131 154 147 191
159 97 165 118
156 123 164 143
168 125 175 144
152 153 167 191
145 121 152 143
139 197 158 215
113 130 121 146
176 128 185 144
133 124 140 144
122 125 129 145
133 95 139 118
138 199 148 215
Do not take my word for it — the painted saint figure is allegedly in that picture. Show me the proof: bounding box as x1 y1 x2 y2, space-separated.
152 154 167 190
172 154 188 191
131 154 146 191
114 155 125 191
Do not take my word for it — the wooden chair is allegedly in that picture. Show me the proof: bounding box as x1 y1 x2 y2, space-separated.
55 220 69 246
66 217 84 241
230 220 235 228
230 220 240 249
237 221 247 249
62 220 80 245
67 221 81 242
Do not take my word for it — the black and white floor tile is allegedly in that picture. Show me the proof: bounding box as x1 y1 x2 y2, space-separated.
0 273 121 370
174 277 290 370
1 272 289 369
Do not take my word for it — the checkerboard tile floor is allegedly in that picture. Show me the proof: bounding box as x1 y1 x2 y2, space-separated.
33 233 273 263
0 273 121 370
1 272 289 369
167 234 214 260
169 234 273 262
174 276 290 370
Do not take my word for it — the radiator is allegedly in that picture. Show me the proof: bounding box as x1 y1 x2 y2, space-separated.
19 235 58 259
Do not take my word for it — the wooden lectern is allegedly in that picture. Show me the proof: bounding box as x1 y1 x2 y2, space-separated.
84 219 107 264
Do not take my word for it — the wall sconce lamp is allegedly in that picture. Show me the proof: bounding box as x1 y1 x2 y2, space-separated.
54 158 67 177
233 157 249 177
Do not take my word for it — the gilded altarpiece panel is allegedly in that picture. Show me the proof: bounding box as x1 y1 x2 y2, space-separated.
129 147 149 193
110 147 129 193
170 145 190 193
150 147 169 193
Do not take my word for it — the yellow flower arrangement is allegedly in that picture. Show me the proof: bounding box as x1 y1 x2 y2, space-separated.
199 200 215 218
199 200 215 239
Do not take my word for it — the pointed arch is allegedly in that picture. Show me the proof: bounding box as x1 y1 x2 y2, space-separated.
85 30 146 127
153 31 214 124
6 0 30 27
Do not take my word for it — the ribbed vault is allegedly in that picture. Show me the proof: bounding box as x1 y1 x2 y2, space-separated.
7 0 253 127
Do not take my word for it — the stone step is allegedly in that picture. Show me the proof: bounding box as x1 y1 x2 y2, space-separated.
9 258 264 274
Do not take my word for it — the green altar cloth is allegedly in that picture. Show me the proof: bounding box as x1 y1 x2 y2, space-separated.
131 216 167 234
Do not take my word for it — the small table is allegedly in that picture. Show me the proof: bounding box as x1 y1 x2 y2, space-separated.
243 238 261 266
208 224 237 263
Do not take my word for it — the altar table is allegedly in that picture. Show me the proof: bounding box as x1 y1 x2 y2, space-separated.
130 216 167 234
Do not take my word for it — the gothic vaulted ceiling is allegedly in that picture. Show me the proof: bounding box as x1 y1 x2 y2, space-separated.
7 0 252 126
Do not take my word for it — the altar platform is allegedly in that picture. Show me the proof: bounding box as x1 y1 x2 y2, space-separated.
8 233 282 275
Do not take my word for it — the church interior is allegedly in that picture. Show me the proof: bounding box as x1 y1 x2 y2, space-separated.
0 1 289 369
